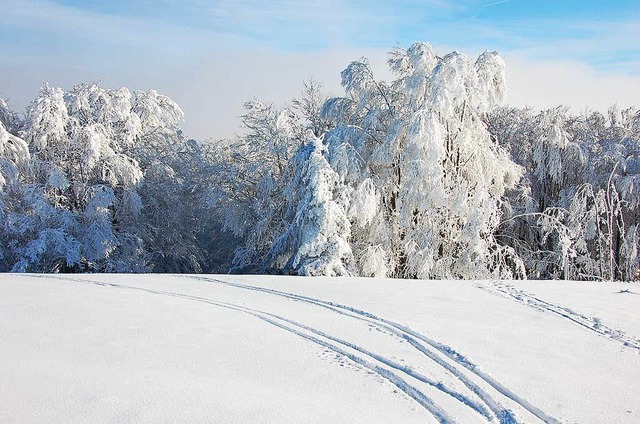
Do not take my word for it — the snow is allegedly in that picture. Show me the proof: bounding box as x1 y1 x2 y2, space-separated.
1 274 639 423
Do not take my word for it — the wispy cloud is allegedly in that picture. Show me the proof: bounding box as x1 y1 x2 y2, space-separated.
2 0 637 72
3 1 150 41
498 18 640 75
483 0 511 8
199 0 458 49
0 0 235 60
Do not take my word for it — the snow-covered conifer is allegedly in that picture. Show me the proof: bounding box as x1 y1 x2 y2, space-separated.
264 137 354 276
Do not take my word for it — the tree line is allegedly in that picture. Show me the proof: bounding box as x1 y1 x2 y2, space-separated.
1 42 639 280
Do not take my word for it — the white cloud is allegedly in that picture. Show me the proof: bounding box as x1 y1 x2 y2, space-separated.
504 53 640 113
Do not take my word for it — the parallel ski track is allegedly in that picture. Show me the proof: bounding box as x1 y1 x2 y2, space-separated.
21 274 496 424
486 282 640 353
183 275 559 424
19 274 561 423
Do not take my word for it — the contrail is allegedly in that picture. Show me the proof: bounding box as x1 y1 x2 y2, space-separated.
483 0 511 7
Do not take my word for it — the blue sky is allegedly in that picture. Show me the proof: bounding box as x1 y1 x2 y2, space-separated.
1 0 639 138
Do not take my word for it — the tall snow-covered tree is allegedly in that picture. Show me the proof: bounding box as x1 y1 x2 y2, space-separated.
311 43 523 279
264 136 354 276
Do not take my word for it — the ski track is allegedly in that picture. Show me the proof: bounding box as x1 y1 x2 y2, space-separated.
484 282 640 353
17 274 481 424
15 274 562 424
181 275 560 424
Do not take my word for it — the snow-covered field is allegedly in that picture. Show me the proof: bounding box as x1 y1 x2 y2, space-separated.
1 274 639 423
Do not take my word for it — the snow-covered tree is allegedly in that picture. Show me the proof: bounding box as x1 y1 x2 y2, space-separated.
3 42 639 280
208 98 307 272
16 84 143 271
1 83 212 273
312 43 523 279
264 136 354 276
138 135 212 273
0 102 29 192
0 102 31 269
488 106 640 280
